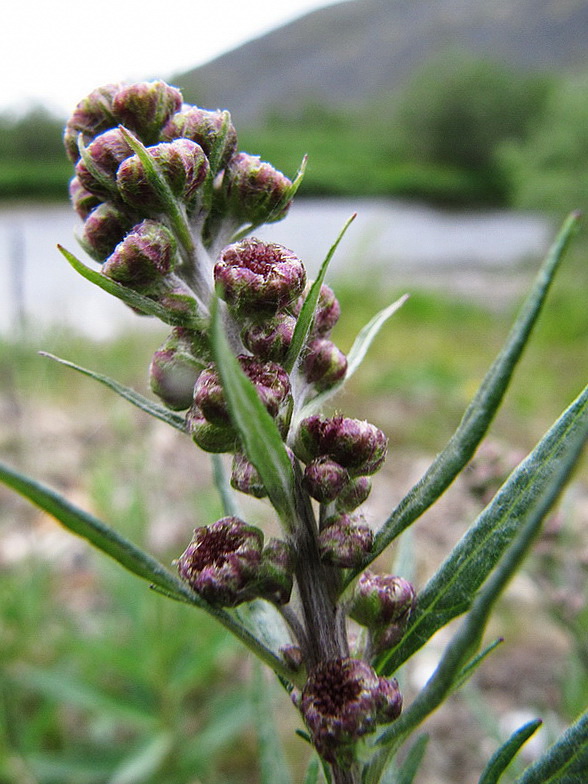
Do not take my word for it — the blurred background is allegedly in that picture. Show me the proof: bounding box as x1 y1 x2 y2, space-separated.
1 1 587 782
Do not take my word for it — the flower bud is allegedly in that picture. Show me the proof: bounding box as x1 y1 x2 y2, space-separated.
230 453 267 498
291 283 341 336
298 658 402 765
149 328 205 410
302 457 349 504
303 338 347 391
186 405 238 453
162 106 238 171
318 515 373 568
257 538 295 605
112 80 182 143
75 128 134 199
102 219 177 291
225 152 293 224
176 516 263 606
116 139 209 211
241 313 296 362
69 177 101 220
349 572 416 630
214 239 306 317
335 476 372 512
80 203 135 262
64 83 121 162
281 644 304 672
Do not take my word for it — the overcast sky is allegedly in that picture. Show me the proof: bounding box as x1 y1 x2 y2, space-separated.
3 0 345 116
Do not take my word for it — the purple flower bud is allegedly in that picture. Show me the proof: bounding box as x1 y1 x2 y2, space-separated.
162 106 238 171
102 219 177 291
318 515 373 568
176 516 263 606
116 139 209 211
303 338 348 391
294 416 388 476
230 453 267 498
335 476 372 512
112 81 182 143
241 313 296 362
225 152 293 224
75 128 134 199
149 328 205 410
194 356 291 426
64 83 121 162
154 281 200 320
349 572 416 630
214 239 306 317
186 405 238 453
80 203 135 262
281 644 304 672
298 658 402 765
292 283 341 336
302 457 350 504
257 538 295 605
69 177 101 220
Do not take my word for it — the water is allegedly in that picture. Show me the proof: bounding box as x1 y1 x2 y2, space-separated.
0 199 552 338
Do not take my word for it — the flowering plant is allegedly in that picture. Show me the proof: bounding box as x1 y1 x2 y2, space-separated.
0 80 586 783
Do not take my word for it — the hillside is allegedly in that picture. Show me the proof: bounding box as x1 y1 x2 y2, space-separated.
173 0 588 126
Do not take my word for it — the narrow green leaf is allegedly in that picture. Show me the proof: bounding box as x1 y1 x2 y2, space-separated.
303 756 321 784
252 663 293 784
39 352 187 432
284 212 356 374
365 211 581 566
380 734 429 784
58 245 204 329
453 637 504 694
211 453 242 516
515 709 588 784
345 294 409 380
377 384 588 676
210 300 298 530
479 720 543 784
108 732 173 784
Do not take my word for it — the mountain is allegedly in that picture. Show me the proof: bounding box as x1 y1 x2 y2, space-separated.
172 0 588 127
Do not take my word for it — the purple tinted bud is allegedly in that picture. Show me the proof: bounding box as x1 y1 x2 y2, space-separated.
149 328 205 411
298 658 402 765
294 416 388 476
64 83 121 162
318 515 373 568
154 281 200 320
335 476 372 512
292 283 341 336
102 219 176 291
257 538 295 605
230 453 267 498
225 152 293 224
186 405 238 453
176 516 263 606
116 139 209 210
302 457 350 504
69 177 101 220
75 128 134 199
350 572 416 629
214 239 306 317
80 203 135 262
163 106 238 170
241 313 296 362
303 338 348 391
281 644 304 672
112 80 182 143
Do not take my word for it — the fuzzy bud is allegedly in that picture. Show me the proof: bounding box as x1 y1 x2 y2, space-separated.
318 515 373 568
303 338 347 391
302 457 350 504
225 152 293 224
163 106 238 171
298 658 402 765
257 538 295 605
350 572 416 630
214 239 306 317
335 476 372 512
69 177 101 220
102 219 176 291
75 128 134 199
186 405 238 453
149 328 205 410
112 80 182 143
176 517 263 606
80 203 135 262
292 283 341 336
64 83 121 162
241 313 296 362
230 453 267 498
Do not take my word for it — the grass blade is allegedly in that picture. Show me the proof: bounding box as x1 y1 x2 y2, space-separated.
479 720 543 784
366 210 581 565
40 352 186 432
514 709 588 784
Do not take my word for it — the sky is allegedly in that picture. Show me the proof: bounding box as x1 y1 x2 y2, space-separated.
3 0 346 117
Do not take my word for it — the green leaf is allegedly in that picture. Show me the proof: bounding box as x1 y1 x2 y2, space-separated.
345 294 409 381
380 734 429 784
40 352 186 432
365 210 581 567
514 709 588 784
58 244 204 329
210 300 298 531
284 212 356 374
479 720 543 784
378 383 588 676
252 663 293 784
108 732 173 784
302 756 321 784
453 637 504 694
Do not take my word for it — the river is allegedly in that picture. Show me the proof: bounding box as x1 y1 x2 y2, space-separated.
0 199 552 339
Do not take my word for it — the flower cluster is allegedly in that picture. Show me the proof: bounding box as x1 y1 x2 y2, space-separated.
65 80 416 773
